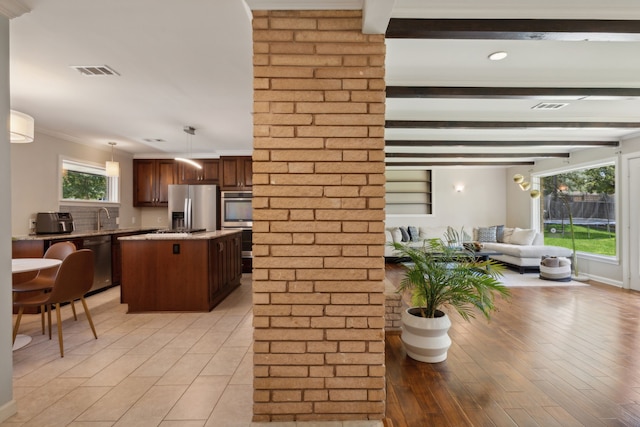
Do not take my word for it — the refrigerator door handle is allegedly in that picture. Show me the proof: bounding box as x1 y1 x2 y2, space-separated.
184 198 193 230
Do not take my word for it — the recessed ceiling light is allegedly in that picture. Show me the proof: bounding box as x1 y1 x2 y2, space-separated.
488 51 508 61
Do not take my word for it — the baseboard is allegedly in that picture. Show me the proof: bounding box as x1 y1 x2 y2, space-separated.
0 399 17 422
585 273 623 288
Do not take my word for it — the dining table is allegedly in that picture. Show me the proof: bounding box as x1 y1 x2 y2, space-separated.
11 258 62 350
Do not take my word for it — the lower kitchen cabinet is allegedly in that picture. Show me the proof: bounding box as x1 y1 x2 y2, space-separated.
111 230 154 289
119 230 242 312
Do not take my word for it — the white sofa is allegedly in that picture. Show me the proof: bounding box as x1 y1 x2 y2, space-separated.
385 225 573 274
384 226 449 258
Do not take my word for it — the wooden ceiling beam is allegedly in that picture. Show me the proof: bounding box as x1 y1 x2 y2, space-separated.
385 120 640 129
385 19 640 41
386 86 640 100
385 140 619 147
386 161 535 167
386 153 569 159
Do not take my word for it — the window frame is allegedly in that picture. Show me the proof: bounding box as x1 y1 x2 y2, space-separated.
532 158 619 264
59 156 120 206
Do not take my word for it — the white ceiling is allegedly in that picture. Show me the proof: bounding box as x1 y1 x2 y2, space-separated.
8 0 640 164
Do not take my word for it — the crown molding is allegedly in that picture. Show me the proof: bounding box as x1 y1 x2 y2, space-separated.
244 0 362 11
0 0 30 19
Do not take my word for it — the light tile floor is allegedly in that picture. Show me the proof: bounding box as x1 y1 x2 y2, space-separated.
5 276 382 427
5 276 254 427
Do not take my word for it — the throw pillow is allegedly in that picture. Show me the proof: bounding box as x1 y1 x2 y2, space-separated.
399 226 410 242
510 228 537 246
391 228 402 244
477 226 497 243
495 225 505 242
408 226 420 242
502 227 515 243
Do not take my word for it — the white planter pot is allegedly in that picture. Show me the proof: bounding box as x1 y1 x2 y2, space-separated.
401 308 452 363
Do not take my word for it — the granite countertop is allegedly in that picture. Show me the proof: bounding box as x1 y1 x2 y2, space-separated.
118 229 241 241
12 227 160 241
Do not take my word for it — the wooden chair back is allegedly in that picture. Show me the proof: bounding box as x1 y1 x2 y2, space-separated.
47 249 94 304
38 241 76 282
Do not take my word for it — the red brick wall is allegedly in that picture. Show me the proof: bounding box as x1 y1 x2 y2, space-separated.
251 9 387 422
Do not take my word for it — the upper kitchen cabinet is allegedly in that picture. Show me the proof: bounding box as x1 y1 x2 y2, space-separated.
177 159 220 185
133 159 177 207
220 156 252 190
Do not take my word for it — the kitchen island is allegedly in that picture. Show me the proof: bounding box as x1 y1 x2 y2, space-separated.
118 230 242 312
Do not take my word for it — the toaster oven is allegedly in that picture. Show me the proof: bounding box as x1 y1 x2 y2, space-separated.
35 212 75 234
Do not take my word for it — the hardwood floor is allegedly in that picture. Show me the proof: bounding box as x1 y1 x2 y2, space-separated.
384 263 640 427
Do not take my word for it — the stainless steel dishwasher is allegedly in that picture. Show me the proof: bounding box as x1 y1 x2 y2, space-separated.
83 235 112 292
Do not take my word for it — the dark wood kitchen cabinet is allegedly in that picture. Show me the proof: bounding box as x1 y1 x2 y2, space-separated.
111 230 154 289
177 159 220 184
220 156 252 190
120 230 242 312
133 159 177 207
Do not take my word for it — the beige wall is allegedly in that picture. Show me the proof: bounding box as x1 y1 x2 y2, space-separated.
10 132 138 236
385 167 508 231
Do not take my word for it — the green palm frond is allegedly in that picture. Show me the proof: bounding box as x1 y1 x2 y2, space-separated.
390 236 511 321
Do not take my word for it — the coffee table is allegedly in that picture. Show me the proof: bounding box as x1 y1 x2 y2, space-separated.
466 249 502 261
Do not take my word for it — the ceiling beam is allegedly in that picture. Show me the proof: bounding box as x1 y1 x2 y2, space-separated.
385 120 640 129
385 19 640 41
386 86 640 100
386 153 569 159
386 161 536 167
385 140 619 148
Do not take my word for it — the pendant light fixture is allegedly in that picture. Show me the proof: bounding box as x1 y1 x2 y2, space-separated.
175 125 202 169
10 110 35 143
105 142 120 177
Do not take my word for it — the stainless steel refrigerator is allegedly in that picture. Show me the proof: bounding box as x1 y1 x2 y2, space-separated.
167 184 218 231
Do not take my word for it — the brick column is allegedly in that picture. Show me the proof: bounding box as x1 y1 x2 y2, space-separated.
251 10 387 423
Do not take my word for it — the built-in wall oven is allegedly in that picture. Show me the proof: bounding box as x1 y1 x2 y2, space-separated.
220 191 252 258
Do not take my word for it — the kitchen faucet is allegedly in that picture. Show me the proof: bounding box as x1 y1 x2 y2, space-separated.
97 207 110 231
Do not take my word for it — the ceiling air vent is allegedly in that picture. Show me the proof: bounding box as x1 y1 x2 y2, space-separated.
531 102 569 110
70 65 120 76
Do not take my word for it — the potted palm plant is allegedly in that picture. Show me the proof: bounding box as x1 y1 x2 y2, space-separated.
391 231 510 363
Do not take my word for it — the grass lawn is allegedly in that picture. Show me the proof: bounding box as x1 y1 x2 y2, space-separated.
544 224 616 256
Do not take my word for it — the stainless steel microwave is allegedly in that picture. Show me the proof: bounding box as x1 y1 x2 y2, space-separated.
220 191 252 229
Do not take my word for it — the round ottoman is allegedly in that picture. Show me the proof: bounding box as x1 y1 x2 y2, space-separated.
539 256 572 282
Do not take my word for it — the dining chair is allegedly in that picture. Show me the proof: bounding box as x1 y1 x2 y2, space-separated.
13 249 97 357
12 241 77 336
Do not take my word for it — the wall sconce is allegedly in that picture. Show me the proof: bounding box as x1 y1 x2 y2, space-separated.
10 110 35 143
105 142 120 177
454 184 465 193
